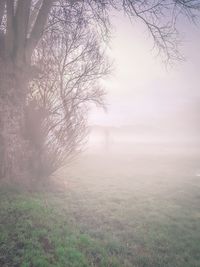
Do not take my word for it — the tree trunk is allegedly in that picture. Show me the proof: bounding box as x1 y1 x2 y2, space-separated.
0 59 30 182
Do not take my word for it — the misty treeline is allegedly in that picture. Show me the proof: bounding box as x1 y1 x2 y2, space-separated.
0 0 199 183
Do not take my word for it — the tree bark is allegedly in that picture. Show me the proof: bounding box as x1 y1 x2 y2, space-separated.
0 0 54 183
0 59 30 182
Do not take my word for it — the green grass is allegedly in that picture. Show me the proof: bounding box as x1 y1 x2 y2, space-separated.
0 150 200 266
0 186 120 267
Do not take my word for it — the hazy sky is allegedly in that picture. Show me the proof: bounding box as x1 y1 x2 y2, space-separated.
89 13 200 133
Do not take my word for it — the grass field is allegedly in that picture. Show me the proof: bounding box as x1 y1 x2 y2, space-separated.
0 143 200 266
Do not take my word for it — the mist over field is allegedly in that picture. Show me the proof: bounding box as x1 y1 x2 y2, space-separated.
1 2 200 266
53 120 200 267
87 118 200 158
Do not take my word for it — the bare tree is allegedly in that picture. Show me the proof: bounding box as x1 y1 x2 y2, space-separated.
24 9 109 177
0 0 199 181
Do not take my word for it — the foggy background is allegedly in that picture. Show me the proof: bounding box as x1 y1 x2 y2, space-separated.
87 14 200 157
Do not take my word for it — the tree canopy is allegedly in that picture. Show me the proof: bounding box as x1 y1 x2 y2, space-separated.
0 0 200 65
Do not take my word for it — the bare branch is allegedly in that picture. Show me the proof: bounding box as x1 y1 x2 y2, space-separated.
15 0 32 62
0 0 6 27
5 0 14 57
28 0 43 31
26 0 54 59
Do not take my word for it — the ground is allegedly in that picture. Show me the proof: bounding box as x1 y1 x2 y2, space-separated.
0 143 200 266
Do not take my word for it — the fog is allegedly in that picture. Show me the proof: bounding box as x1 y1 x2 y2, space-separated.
88 14 200 154
1 3 200 267
81 14 200 184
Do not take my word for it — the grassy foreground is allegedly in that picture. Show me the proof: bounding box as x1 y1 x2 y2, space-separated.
0 186 116 267
0 151 200 266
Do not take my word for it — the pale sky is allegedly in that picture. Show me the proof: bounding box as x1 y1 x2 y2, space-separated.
89 13 200 135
